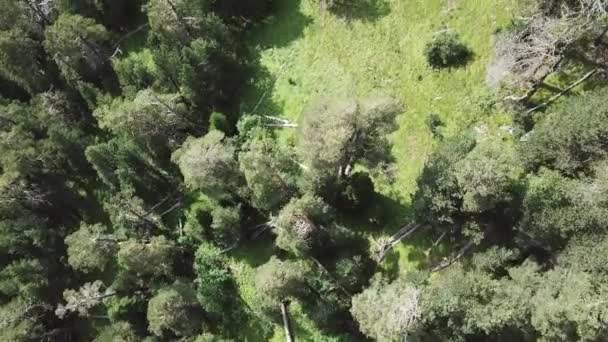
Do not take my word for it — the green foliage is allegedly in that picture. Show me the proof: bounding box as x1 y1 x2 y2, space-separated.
519 163 608 249
0 215 47 257
297 94 401 195
529 269 608 341
0 1 38 33
112 49 157 97
0 297 45 341
182 199 214 244
94 89 189 145
413 134 476 226
147 0 212 44
454 138 522 213
425 30 472 69
106 295 147 323
333 254 373 293
239 130 299 211
117 236 175 276
0 29 47 94
44 14 110 84
147 282 205 337
0 259 47 298
420 265 499 338
425 113 444 139
96 321 138 342
65 223 117 273
172 131 244 200
255 257 312 317
209 111 229 133
194 243 242 323
521 89 608 175
351 275 422 341
210 205 241 248
1 0 607 340
273 194 334 256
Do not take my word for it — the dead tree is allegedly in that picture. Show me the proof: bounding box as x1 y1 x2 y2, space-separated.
374 223 425 262
489 15 586 99
55 281 118 319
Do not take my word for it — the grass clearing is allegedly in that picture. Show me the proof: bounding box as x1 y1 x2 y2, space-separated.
234 0 522 339
244 0 520 202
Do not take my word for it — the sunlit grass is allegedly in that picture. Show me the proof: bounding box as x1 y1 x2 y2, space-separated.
236 0 522 339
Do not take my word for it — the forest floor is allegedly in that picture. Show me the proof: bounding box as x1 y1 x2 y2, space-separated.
234 0 521 339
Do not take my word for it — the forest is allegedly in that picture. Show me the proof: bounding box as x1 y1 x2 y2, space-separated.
1 0 608 341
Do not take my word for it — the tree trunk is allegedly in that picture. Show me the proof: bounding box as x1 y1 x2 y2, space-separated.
431 240 475 272
525 67 600 115
375 223 424 262
280 301 295 342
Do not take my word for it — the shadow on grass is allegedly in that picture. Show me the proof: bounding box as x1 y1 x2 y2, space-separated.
230 235 276 267
239 0 312 117
253 0 313 49
327 0 391 23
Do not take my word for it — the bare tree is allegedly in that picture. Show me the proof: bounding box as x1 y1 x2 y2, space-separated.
487 15 587 98
55 281 116 319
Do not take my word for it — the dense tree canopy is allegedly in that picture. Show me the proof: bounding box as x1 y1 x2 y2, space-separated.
1 0 608 340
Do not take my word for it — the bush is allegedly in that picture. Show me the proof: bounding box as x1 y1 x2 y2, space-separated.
209 112 229 133
425 113 444 139
425 31 472 69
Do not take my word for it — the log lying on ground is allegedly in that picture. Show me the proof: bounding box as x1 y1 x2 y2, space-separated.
525 67 602 115
430 240 475 272
263 115 298 128
280 301 295 342
374 223 425 262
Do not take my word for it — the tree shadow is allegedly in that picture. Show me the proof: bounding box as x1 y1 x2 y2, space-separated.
326 0 391 23
239 58 287 118
250 0 313 49
230 235 276 267
382 250 400 281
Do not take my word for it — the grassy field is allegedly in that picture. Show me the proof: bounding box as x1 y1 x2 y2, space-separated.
234 0 522 339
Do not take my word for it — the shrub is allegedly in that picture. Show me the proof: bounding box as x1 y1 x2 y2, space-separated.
425 31 472 69
209 112 229 133
425 113 444 139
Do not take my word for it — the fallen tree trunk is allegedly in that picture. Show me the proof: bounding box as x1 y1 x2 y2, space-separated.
525 67 601 115
504 57 565 103
375 223 424 262
430 240 475 272
432 231 447 247
280 301 295 342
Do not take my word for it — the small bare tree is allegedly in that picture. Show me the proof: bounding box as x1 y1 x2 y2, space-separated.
488 0 608 102
487 15 586 97
55 281 116 319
